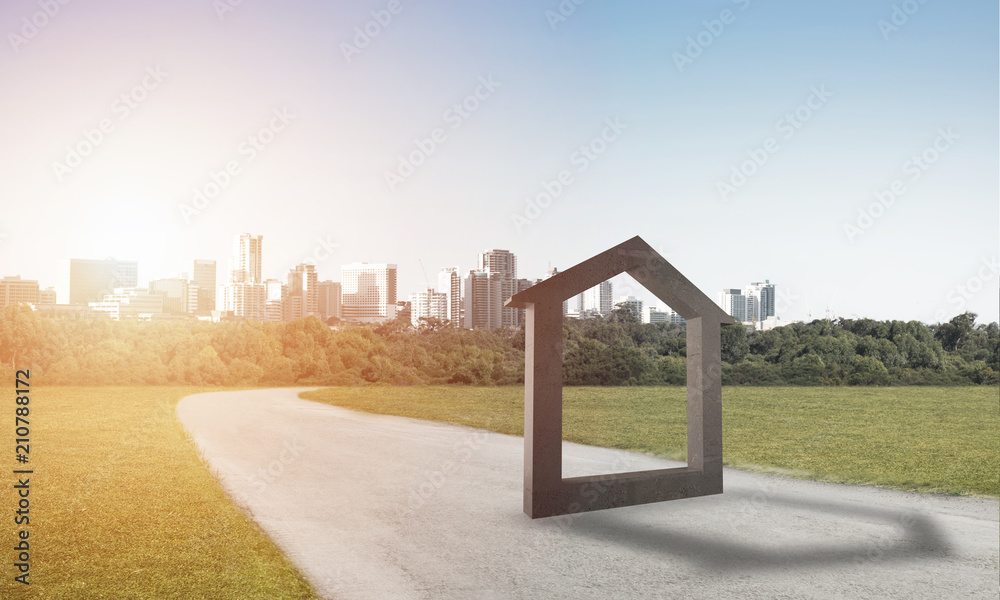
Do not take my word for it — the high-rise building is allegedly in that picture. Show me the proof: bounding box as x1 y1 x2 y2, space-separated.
0 276 40 308
285 263 319 321
744 280 776 323
463 270 502 329
341 263 397 322
192 259 217 313
409 288 448 328
576 280 613 318
718 288 747 322
317 281 342 321
58 258 138 305
437 267 461 326
231 234 262 284
222 234 266 319
477 249 518 328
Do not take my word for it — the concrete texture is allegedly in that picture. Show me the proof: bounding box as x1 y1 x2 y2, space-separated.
506 236 734 517
177 388 1000 600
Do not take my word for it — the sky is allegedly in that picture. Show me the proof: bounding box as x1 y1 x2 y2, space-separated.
0 0 996 324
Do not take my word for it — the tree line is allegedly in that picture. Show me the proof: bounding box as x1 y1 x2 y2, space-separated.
0 304 996 386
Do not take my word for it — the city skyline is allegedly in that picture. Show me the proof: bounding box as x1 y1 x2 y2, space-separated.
0 1 995 325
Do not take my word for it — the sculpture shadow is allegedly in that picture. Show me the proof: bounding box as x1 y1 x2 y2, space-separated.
551 490 952 572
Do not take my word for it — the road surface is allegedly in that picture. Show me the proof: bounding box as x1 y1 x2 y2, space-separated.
176 388 999 599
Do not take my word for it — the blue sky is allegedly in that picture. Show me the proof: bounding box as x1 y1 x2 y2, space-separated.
0 0 996 323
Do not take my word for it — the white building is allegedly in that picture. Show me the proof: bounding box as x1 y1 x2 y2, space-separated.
341 262 397 322
744 280 776 323
88 288 164 321
718 288 747 322
478 249 518 328
222 234 266 320
437 267 461 326
575 280 613 318
617 295 643 320
409 288 448 328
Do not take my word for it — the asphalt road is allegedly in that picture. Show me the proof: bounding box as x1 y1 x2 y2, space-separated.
176 388 999 600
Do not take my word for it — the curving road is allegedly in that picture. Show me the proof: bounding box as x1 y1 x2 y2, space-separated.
177 388 999 600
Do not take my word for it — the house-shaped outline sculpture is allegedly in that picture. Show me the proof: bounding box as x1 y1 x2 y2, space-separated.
505 236 735 519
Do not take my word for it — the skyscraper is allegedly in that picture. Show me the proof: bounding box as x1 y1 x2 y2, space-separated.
477 249 518 328
317 280 342 321
231 234 263 284
437 267 461 326
192 259 217 313
577 280 613 318
463 270 502 329
718 288 747 322
222 234 266 319
341 262 397 322
286 263 319 321
744 280 776 323
58 258 138 305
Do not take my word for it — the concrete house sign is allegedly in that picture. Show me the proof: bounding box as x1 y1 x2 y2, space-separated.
505 236 735 518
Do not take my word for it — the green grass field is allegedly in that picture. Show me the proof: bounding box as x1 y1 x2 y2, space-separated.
1 387 320 600
301 386 1000 497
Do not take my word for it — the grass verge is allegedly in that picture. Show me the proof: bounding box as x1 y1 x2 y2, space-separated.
301 385 999 497
1 386 320 600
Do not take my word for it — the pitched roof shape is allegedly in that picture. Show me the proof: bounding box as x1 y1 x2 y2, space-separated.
506 235 733 325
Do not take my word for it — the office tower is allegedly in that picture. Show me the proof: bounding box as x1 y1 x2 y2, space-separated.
149 277 190 314
744 280 776 323
222 234 266 319
477 249 518 328
317 281 342 321
718 288 747 322
286 263 319 321
231 234 262 283
438 267 461 326
463 270 502 329
192 259 217 312
57 258 138 305
409 288 448 328
341 262 397 322
0 276 40 308
643 305 670 324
